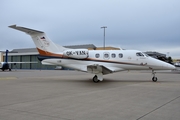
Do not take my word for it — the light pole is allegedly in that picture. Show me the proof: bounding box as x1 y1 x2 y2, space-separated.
167 52 169 57
101 26 107 50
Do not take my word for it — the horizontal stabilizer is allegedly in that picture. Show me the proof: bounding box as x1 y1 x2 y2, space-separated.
9 25 44 35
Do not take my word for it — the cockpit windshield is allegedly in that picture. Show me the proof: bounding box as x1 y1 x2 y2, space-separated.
136 52 144 57
136 52 149 57
143 53 149 57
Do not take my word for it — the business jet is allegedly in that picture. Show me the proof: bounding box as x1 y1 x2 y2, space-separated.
9 25 175 82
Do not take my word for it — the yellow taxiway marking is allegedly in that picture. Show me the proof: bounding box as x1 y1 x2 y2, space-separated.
0 77 17 80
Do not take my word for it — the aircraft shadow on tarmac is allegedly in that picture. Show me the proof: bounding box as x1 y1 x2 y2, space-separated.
33 78 153 84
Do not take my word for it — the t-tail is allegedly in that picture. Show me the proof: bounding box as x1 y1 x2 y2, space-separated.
9 25 67 57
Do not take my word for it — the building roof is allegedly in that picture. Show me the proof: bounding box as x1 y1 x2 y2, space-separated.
64 44 96 49
11 48 38 53
145 51 166 59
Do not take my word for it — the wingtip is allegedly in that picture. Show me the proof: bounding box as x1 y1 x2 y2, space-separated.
8 24 17 28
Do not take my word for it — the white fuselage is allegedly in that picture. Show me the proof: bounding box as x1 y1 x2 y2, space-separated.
41 50 175 72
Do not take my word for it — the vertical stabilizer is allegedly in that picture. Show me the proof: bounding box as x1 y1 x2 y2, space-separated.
9 25 67 56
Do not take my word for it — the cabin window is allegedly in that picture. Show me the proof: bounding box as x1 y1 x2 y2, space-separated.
111 53 116 58
104 53 109 58
95 53 100 58
136 52 144 57
119 53 123 58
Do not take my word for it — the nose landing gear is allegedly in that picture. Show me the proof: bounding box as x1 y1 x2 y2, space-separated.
152 70 158 82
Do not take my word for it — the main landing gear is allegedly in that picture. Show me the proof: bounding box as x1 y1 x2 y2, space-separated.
152 70 158 82
92 73 103 83
93 75 99 83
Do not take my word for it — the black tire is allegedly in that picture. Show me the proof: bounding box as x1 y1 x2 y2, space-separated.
152 77 158 82
93 75 100 83
9 68 11 71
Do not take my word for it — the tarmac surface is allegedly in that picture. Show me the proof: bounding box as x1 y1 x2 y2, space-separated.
0 70 180 120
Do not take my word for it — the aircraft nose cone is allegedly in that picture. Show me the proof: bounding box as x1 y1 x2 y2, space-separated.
163 63 176 70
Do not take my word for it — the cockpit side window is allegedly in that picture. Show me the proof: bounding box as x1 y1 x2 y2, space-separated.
136 52 144 57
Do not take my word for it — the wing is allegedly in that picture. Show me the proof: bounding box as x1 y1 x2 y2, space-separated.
87 64 125 75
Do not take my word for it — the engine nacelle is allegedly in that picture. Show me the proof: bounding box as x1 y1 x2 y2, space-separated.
63 49 89 59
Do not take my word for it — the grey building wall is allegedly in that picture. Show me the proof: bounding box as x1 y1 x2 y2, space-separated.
6 55 56 70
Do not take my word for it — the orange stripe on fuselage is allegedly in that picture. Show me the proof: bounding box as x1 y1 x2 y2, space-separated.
37 48 142 66
37 48 63 57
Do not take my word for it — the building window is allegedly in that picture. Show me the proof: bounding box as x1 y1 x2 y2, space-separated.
95 53 100 58
119 53 123 58
111 53 116 58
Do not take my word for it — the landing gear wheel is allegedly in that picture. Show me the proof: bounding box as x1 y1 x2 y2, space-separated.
152 70 158 82
152 77 158 82
93 75 100 83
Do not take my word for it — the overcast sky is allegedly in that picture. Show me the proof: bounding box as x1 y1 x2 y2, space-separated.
0 0 180 58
